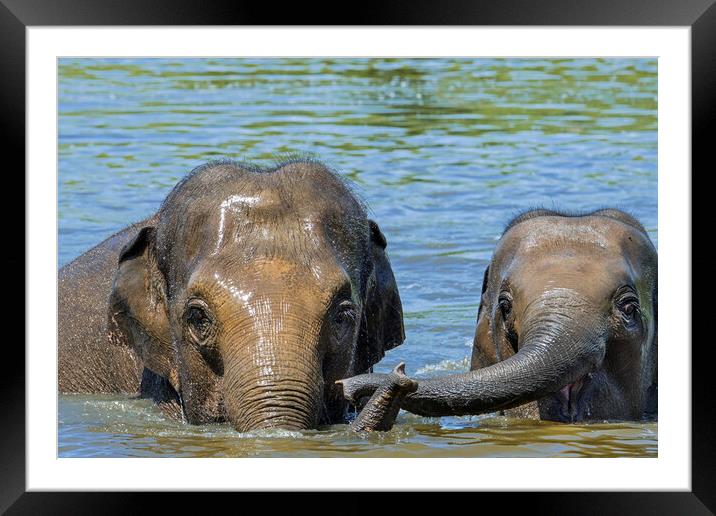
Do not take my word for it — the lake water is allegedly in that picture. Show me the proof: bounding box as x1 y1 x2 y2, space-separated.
58 57 658 458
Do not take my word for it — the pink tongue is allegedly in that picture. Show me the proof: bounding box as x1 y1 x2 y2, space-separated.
560 384 572 401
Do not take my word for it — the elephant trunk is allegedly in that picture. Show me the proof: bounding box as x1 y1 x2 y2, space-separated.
221 318 324 432
344 292 606 418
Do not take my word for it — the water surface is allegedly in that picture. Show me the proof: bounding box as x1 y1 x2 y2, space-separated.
59 395 656 458
58 58 658 458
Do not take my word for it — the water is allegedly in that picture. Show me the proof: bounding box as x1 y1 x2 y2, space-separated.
59 395 656 458
58 58 658 458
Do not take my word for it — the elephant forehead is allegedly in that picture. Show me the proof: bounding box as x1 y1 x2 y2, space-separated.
189 256 350 302
217 190 282 212
213 214 323 256
508 254 631 295
504 216 642 252
193 193 360 257
502 255 641 316
512 218 614 252
207 183 357 219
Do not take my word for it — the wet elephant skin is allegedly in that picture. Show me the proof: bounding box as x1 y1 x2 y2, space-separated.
340 209 657 423
59 159 405 431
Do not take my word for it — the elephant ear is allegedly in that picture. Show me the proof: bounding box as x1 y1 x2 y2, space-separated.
108 226 178 391
470 264 516 369
471 265 498 369
354 220 405 374
476 265 490 319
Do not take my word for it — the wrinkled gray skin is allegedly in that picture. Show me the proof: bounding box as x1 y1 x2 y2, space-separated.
59 219 153 394
337 362 417 432
340 209 657 424
59 159 405 431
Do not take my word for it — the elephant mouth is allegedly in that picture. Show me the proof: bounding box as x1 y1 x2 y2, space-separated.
555 373 593 422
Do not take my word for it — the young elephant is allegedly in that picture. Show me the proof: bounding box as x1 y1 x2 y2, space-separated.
59 159 405 431
340 209 657 424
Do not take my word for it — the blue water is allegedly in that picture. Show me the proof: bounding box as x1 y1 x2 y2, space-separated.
58 58 657 457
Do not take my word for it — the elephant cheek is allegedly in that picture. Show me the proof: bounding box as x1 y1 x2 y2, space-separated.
178 349 225 424
471 311 497 369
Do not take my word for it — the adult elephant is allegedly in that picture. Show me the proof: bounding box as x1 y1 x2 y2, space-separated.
340 209 657 423
59 159 405 431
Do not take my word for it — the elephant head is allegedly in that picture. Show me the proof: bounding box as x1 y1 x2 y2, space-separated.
107 159 404 431
340 209 657 423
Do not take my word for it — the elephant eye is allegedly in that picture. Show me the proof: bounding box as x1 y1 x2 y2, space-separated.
334 301 357 341
616 290 641 325
185 300 215 343
498 294 513 318
619 299 640 321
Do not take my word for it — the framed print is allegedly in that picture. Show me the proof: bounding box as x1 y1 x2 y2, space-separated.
5 0 710 512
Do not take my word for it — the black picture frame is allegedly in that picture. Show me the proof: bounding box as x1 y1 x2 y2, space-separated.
5 0 709 512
